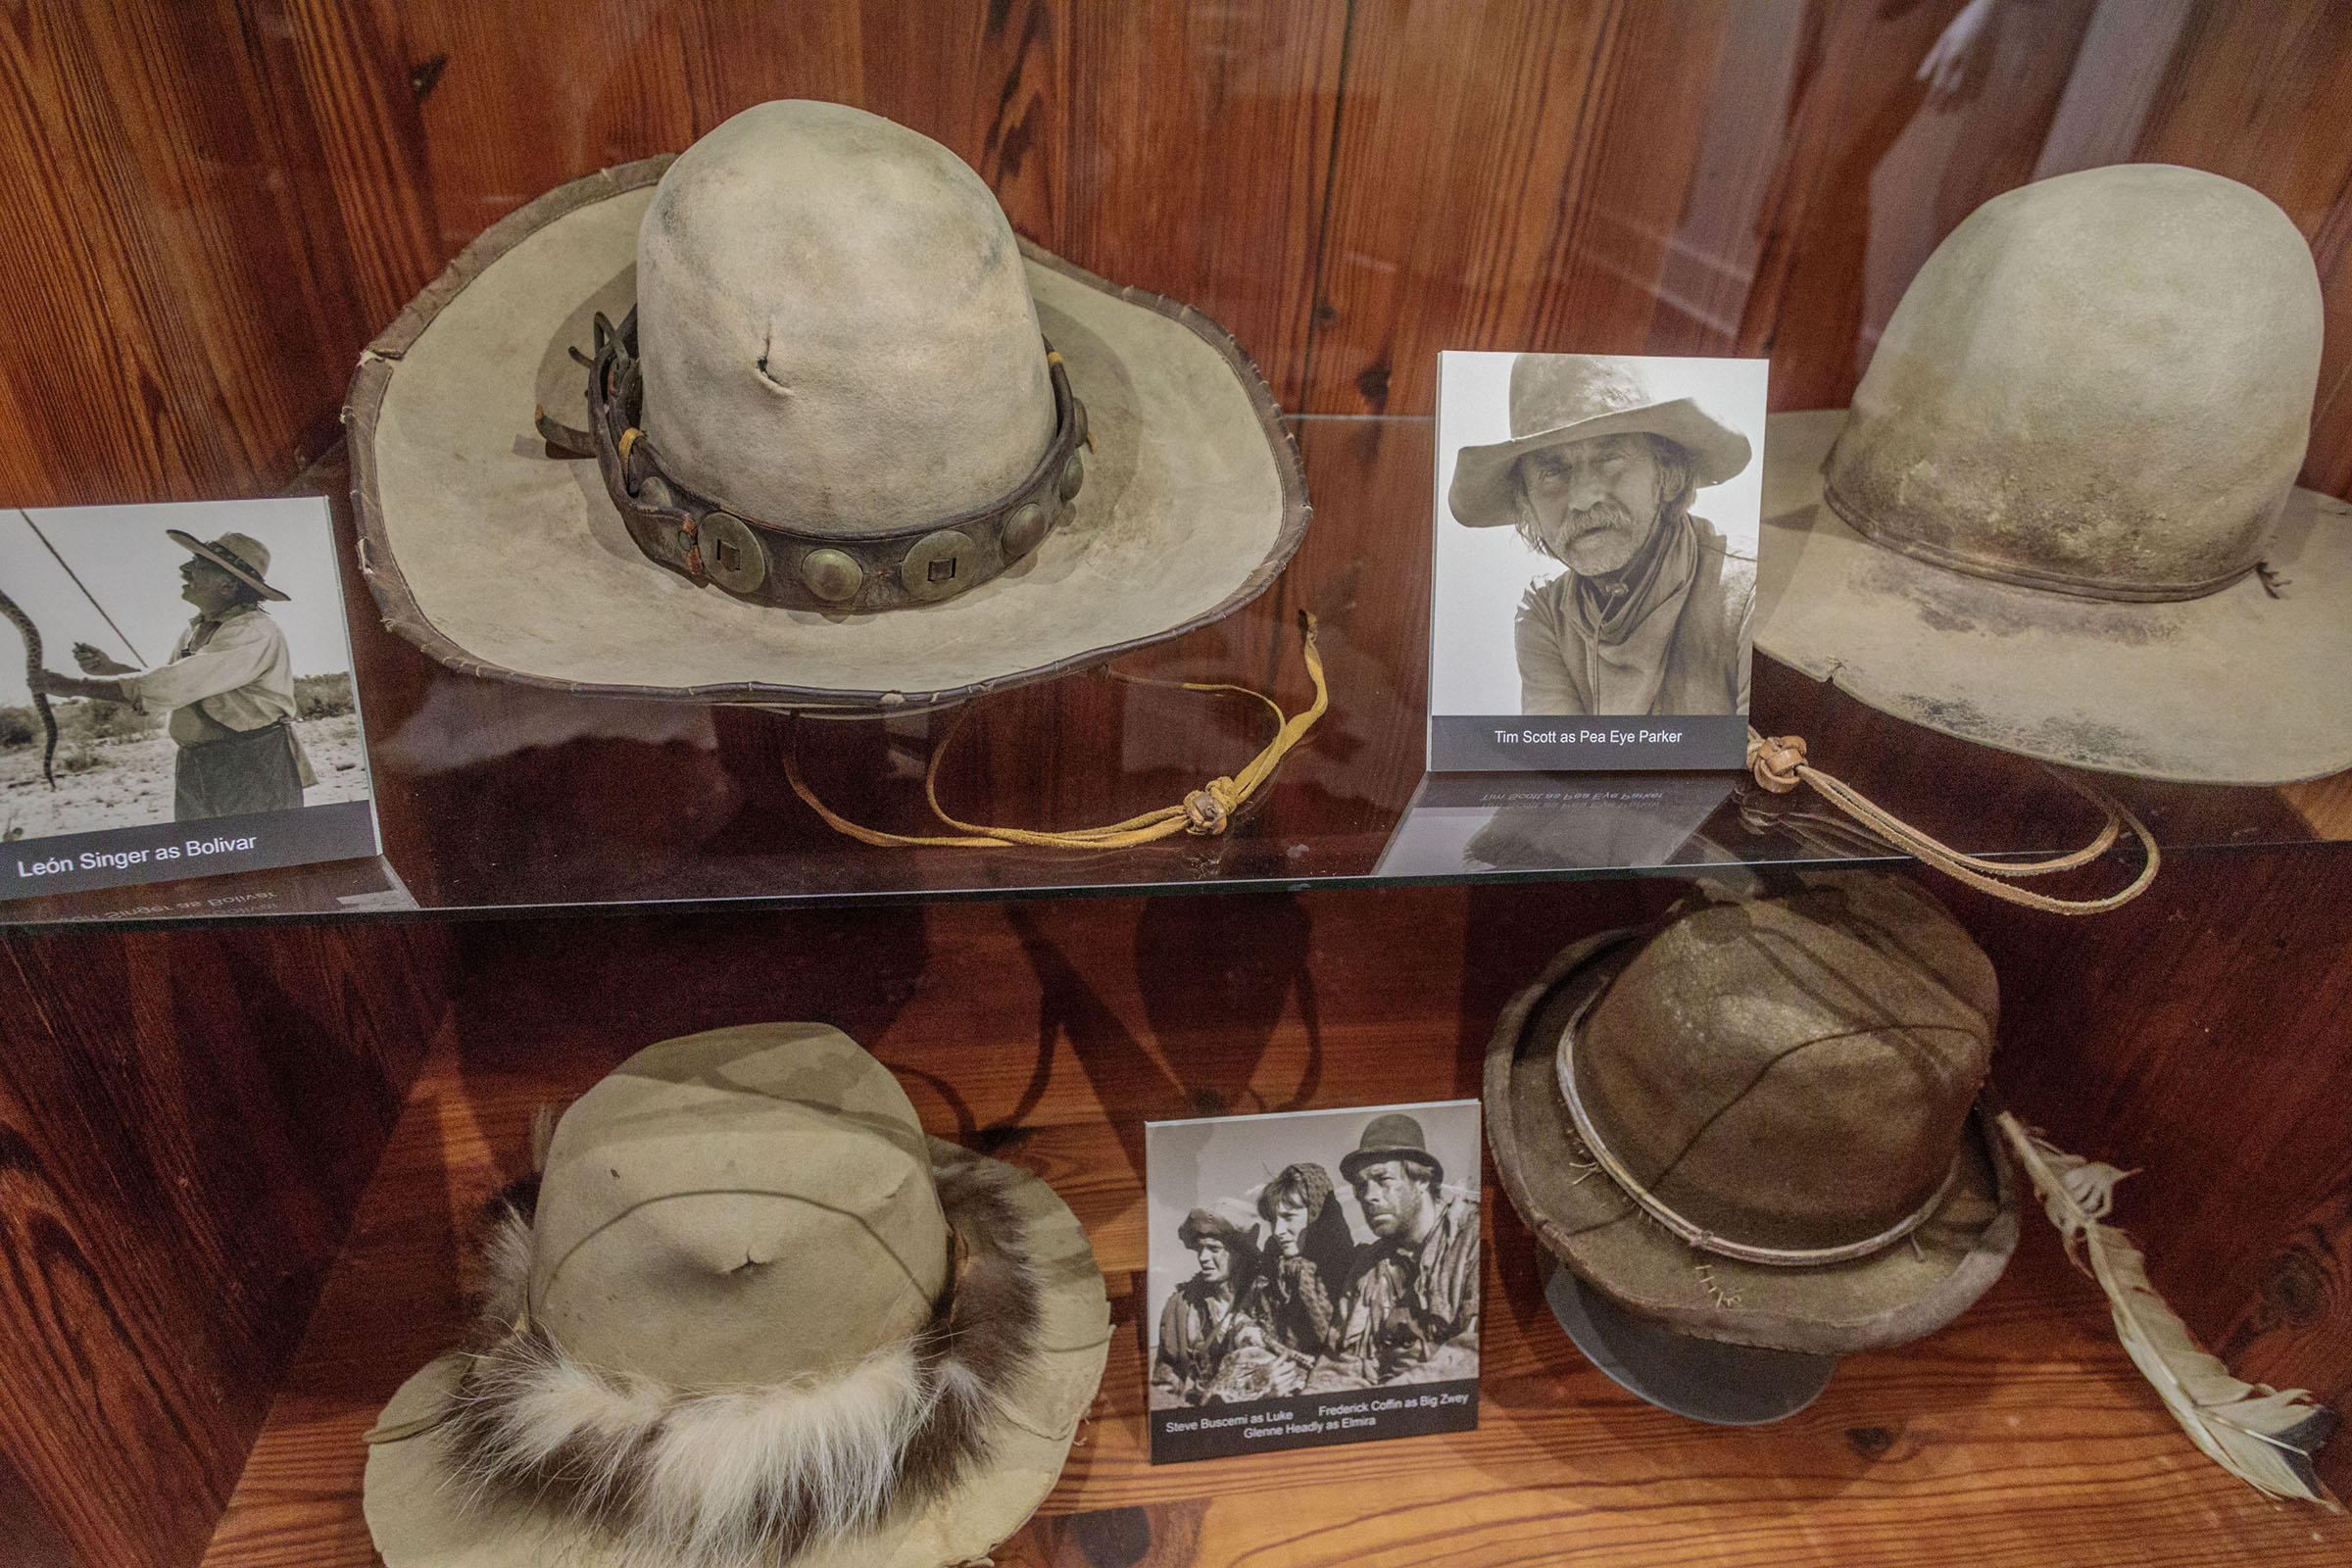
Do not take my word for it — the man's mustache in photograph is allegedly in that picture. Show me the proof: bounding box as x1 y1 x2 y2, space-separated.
1540 498 1635 551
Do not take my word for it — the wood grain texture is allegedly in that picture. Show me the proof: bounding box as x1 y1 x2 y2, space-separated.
0 8 2349 1566
18 4 2352 504
1907 846 2352 1499
0 0 375 505
199 882 2352 1567
0 919 452 1568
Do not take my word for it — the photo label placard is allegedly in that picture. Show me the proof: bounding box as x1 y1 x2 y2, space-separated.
2 497 381 901
1429 351 1769 771
1144 1100 1482 1463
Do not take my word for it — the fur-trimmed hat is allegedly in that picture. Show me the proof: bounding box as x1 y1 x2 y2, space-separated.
361 1023 1110 1568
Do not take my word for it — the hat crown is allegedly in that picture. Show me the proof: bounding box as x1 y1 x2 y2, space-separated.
1508 355 1665 441
1356 1112 1428 1152
209 532 271 578
527 1023 949 1389
635 101 1055 536
1571 879 1995 1253
1825 165 2323 601
1343 1110 1444 1185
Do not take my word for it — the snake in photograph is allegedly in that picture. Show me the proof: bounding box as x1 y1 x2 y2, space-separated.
0 584 58 788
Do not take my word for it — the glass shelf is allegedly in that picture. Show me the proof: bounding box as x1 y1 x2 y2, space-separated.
5 416 2342 930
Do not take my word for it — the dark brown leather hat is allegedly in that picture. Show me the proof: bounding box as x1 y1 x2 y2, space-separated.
1485 874 2017 1356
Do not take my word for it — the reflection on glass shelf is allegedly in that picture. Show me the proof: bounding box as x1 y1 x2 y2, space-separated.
1375 774 1747 879
3 416 2343 930
2 854 416 926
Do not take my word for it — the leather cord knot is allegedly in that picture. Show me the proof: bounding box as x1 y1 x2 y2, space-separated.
1740 725 2158 913
1184 780 1239 835
1746 732 1807 794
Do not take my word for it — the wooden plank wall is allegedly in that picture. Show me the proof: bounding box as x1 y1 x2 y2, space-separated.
5 2 2352 506
1 4 2350 1566
0 919 451 1568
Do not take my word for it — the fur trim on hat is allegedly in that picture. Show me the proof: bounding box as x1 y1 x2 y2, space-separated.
436 1148 1042 1567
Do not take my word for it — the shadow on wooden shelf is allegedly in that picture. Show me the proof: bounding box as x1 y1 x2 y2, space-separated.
201 896 2352 1568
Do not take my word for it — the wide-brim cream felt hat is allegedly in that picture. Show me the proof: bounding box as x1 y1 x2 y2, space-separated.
1754 410 2352 784
1752 166 2352 786
361 1023 1110 1568
1484 878 2018 1358
349 155 1307 712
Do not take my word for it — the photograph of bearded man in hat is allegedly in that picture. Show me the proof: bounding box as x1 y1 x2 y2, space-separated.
28 527 314 821
1310 1112 1482 1391
1440 353 1765 720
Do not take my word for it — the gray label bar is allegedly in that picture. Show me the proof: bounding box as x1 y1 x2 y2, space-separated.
1430 714 1748 772
3 800 381 902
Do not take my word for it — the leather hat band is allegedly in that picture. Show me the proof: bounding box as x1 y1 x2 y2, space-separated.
576 310 1089 614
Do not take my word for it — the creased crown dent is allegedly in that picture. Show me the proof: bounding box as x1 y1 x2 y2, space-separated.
439 1149 1042 1568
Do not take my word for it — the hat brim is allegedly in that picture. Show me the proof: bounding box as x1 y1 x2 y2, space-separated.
1754 409 2352 784
1447 398 1753 529
359 1138 1109 1568
1483 929 2016 1357
1339 1145 1443 1187
166 528 290 602
350 157 1308 711
1541 1257 1837 1425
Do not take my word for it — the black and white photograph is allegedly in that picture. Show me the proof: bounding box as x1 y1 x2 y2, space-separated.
3 498 381 900
1144 1100 1481 1463
1429 351 1768 771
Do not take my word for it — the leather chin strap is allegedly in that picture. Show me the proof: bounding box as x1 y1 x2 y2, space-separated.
542 309 1090 614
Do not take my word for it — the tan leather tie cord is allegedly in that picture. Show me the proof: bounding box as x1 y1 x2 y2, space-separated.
787 612 1328 850
1745 729 2160 913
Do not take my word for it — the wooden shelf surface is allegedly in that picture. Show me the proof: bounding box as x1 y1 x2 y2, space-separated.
203 1028 2352 1568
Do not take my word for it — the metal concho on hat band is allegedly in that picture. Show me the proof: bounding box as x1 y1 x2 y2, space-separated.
1555 987 1961 1268
584 310 1089 613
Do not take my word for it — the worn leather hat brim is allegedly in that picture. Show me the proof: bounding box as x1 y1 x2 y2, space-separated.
1484 929 2016 1358
350 157 1307 711
361 1139 1109 1568
166 528 290 602
1755 410 2352 784
1447 398 1752 529
1541 1258 1837 1425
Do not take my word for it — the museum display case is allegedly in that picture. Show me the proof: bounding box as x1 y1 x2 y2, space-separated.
4 6 2351 1567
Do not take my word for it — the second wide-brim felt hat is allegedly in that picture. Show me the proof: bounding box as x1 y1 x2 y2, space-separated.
1484 917 2017 1358
1753 410 2352 784
349 157 1307 712
1752 167 2351 786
